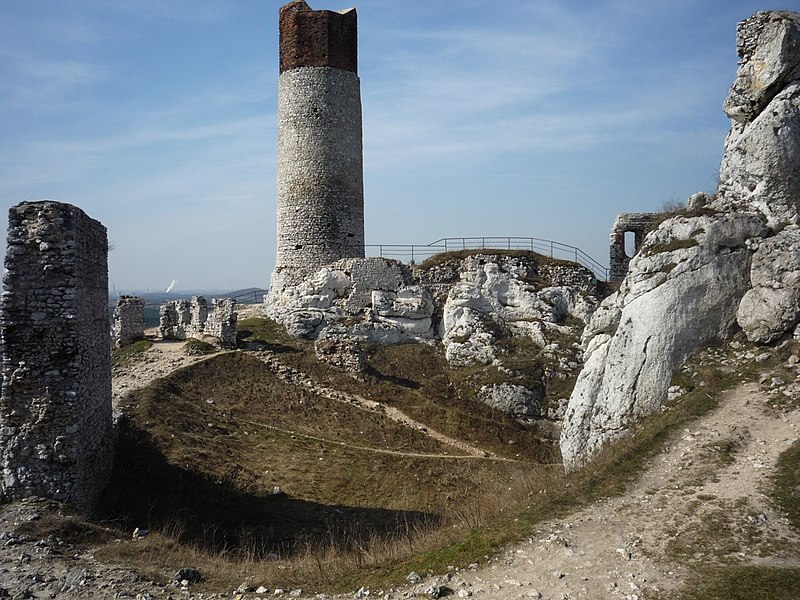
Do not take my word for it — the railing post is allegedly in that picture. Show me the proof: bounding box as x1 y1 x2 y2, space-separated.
550 241 554 258
411 246 415 263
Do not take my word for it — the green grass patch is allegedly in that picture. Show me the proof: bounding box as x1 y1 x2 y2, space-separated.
237 316 306 352
649 238 700 254
773 440 800 531
111 339 152 366
680 566 800 600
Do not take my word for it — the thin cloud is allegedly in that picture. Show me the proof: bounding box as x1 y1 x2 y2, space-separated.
0 51 107 111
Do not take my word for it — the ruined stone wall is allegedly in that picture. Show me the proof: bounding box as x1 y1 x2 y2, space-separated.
112 295 145 347
271 1 364 293
0 201 113 513
206 299 237 348
159 296 237 348
327 257 414 313
609 212 661 281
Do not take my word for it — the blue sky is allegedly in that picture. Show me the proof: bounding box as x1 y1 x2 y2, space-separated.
0 0 793 292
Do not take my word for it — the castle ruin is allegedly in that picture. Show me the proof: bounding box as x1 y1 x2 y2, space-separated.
271 1 365 293
112 295 145 347
0 201 113 513
159 296 238 348
609 212 661 281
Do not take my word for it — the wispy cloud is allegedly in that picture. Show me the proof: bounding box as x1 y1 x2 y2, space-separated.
0 50 107 111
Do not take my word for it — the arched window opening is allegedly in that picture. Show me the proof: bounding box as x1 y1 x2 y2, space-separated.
624 231 636 258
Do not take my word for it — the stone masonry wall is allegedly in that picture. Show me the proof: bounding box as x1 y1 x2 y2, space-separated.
0 201 113 513
112 295 145 347
609 212 661 281
159 296 237 348
271 1 364 293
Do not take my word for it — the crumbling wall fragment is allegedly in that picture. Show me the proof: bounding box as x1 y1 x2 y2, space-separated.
112 295 145 347
609 213 661 281
159 296 237 348
0 201 113 513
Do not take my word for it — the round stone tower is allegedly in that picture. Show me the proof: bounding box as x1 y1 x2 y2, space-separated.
271 1 364 292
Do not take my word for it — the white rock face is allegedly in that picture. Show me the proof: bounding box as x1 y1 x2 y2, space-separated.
561 10 800 471
717 82 800 226
722 11 800 124
264 257 435 343
440 255 597 367
717 12 800 227
561 212 767 470
478 383 543 418
738 227 800 343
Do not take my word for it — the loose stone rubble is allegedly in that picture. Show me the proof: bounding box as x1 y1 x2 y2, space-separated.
561 10 800 470
0 201 113 513
159 296 238 348
112 295 145 347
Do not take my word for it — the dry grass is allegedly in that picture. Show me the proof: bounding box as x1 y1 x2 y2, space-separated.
88 323 797 595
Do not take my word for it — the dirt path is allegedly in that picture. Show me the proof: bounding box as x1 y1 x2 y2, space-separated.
111 338 211 406
395 382 799 600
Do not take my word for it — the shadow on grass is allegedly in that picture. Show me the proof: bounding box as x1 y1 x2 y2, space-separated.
98 418 439 558
364 366 421 390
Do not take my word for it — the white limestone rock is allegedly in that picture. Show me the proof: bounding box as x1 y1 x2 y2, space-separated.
265 258 435 342
560 212 767 470
737 227 800 342
717 12 800 227
717 82 800 226
372 286 434 319
478 383 543 417
722 11 800 124
440 255 598 367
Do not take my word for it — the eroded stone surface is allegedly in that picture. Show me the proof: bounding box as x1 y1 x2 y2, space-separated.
561 10 800 470
159 296 237 348
738 227 800 342
112 296 145 348
0 201 113 513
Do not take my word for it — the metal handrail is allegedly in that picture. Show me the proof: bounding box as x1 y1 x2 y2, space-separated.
365 236 608 281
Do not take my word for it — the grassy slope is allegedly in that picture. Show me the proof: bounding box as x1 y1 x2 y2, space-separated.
90 313 800 595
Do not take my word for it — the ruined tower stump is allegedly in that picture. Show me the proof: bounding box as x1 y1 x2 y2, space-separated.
271 0 365 292
0 201 113 513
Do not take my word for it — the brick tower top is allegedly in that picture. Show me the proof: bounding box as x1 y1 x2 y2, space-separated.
279 1 357 74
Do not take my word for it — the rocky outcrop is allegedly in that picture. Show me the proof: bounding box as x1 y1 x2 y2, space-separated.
264 257 434 343
266 252 600 420
478 383 543 418
439 255 597 367
737 227 800 343
561 213 766 468
560 10 800 470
